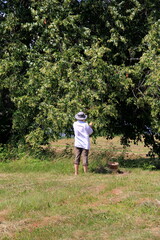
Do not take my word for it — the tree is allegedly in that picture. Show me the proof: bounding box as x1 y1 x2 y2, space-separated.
138 20 160 157
0 0 159 159
0 0 32 143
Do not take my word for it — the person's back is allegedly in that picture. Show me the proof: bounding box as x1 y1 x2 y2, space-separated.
73 112 93 175
73 120 93 150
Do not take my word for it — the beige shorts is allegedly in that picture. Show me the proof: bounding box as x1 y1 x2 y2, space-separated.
74 147 89 166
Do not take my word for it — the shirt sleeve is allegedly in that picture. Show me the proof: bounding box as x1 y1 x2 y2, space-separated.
85 123 93 135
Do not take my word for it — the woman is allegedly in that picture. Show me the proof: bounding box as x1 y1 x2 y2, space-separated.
73 112 93 175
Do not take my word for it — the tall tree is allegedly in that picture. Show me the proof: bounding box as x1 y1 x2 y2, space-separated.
0 0 159 158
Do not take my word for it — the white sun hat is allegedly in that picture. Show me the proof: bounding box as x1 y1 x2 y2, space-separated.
75 112 87 120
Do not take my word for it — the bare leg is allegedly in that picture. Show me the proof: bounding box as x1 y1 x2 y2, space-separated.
82 149 89 173
74 164 79 175
83 165 88 173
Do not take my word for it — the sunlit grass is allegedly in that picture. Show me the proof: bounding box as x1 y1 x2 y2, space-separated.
0 137 159 239
0 162 160 240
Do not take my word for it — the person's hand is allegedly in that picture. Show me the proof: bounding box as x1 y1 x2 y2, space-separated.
89 122 93 127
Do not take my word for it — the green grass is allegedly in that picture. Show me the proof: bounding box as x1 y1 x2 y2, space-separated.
0 156 72 174
0 137 159 239
0 156 160 240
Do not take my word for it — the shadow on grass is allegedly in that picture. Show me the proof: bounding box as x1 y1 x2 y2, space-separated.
89 153 160 174
117 157 160 170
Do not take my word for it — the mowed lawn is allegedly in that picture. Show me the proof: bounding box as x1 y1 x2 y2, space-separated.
0 137 160 240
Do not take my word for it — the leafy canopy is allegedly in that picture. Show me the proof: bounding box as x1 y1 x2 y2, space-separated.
0 0 159 157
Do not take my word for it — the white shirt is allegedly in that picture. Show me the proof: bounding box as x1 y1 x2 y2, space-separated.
73 121 93 150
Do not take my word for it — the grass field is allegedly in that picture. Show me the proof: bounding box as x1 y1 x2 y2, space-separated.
0 137 160 240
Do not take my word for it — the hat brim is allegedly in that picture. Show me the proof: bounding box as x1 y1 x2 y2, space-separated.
75 114 87 120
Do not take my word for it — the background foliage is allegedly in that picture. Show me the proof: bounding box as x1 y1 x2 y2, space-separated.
0 0 159 157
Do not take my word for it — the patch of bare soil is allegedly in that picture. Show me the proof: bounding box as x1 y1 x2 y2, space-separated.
27 215 67 231
150 227 160 237
83 187 128 209
111 188 123 195
0 210 10 223
108 187 130 204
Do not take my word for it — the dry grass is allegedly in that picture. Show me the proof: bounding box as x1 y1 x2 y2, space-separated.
49 136 150 159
